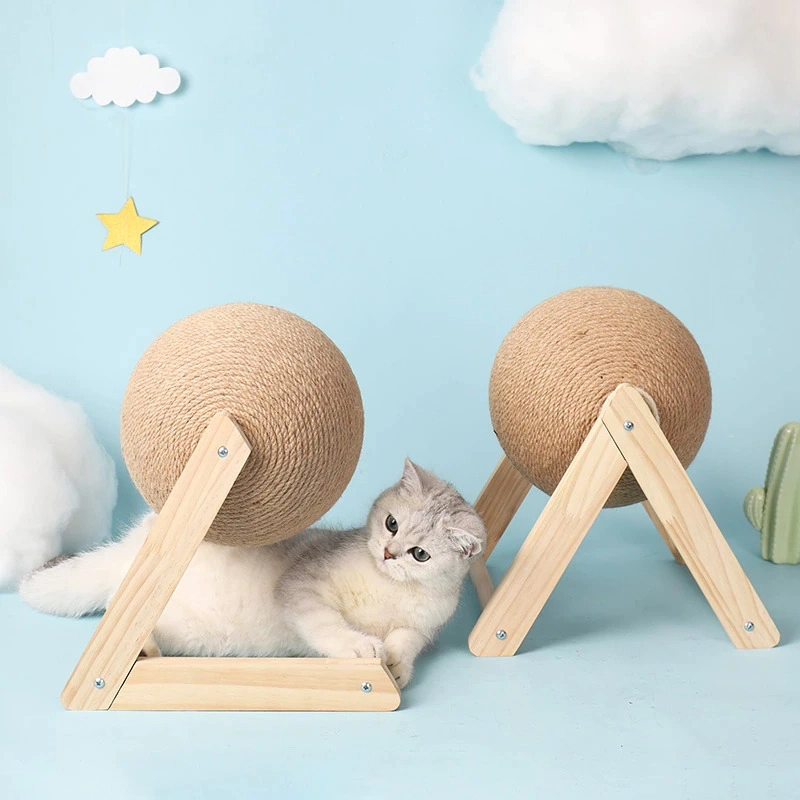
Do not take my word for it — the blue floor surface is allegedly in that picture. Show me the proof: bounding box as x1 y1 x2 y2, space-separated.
3 506 798 800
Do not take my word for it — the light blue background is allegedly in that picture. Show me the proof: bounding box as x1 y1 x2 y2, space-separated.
2 2 800 798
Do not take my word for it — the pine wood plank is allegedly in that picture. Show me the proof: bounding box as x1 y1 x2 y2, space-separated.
642 500 685 565
469 411 628 656
111 657 401 712
470 559 495 609
469 455 531 606
474 455 532 559
62 412 252 710
603 385 779 649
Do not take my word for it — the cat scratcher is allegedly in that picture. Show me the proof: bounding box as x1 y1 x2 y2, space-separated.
469 384 779 654
62 305 400 711
469 288 779 655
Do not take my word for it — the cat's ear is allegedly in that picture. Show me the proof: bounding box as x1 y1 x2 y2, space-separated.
450 528 484 559
400 458 425 494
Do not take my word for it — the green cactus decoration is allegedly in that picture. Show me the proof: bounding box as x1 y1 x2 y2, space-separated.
744 422 800 564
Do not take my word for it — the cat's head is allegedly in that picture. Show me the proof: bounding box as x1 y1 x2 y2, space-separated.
366 460 486 586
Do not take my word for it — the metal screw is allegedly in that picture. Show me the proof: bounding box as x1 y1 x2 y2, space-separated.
496 629 507 641
218 446 229 458
361 682 373 693
744 621 755 632
623 421 634 431
94 678 105 689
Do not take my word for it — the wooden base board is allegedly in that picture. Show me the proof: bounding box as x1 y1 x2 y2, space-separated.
111 657 401 712
62 411 403 713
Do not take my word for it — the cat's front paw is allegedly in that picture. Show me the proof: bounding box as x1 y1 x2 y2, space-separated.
324 632 386 660
352 634 386 660
385 654 413 689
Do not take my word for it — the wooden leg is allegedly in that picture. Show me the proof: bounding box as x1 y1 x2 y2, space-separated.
642 500 685 565
469 414 628 656
474 455 532 559
61 412 252 710
603 386 779 649
470 559 495 609
469 455 531 604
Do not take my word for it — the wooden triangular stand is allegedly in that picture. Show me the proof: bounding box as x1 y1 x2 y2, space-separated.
61 412 401 711
469 384 780 656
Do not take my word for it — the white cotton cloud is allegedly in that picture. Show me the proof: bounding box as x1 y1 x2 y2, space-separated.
472 0 800 160
70 46 181 108
0 365 117 589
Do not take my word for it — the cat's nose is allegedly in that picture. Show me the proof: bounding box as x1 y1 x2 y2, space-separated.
383 548 395 560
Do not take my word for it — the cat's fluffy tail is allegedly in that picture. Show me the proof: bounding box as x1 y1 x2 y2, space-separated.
19 513 154 617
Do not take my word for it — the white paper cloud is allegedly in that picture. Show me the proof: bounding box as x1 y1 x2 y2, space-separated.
70 46 181 108
472 0 800 160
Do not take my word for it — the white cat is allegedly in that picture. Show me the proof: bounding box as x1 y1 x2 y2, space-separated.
20 460 486 688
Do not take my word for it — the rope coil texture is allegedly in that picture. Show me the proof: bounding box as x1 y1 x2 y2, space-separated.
489 287 712 507
121 303 364 546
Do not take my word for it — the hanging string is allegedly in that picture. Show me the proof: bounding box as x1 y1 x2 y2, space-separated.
119 0 129 268
123 109 131 198
121 0 129 199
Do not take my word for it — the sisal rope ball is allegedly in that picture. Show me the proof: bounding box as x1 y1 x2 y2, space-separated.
121 303 364 546
489 287 712 507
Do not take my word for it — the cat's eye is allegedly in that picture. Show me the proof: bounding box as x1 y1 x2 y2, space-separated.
409 547 430 562
385 514 398 534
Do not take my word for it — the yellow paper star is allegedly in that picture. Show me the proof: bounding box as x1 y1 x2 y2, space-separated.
97 197 158 255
